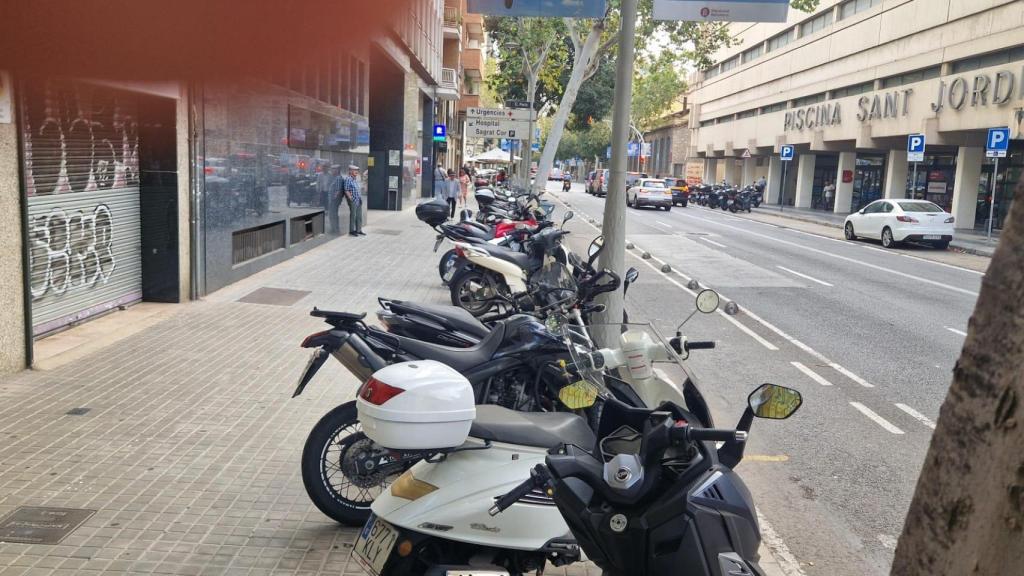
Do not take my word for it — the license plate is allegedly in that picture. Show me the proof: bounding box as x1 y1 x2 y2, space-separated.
923 235 942 240
443 266 456 282
353 514 399 576
433 236 444 252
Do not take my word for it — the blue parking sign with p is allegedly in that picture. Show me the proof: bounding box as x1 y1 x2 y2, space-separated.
987 127 1009 158
780 145 794 161
907 133 925 162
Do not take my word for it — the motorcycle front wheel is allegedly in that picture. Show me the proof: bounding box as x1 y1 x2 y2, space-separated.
301 402 406 526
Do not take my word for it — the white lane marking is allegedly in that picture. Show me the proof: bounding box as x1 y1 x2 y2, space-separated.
757 510 808 576
776 265 834 287
786 228 849 244
895 403 937 430
655 220 672 228
556 200 779 352
830 362 875 388
900 253 985 276
791 362 834 386
675 211 979 296
700 237 728 248
944 326 967 336
850 402 905 435
860 244 892 254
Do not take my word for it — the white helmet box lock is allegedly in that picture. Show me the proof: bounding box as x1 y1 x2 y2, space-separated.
356 360 476 450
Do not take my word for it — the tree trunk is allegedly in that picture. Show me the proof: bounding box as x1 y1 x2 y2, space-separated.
891 190 1024 574
532 25 602 193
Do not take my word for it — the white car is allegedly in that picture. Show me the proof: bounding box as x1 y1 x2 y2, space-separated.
843 199 955 249
627 178 673 211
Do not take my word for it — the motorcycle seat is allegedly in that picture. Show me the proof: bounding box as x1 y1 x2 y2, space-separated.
470 405 595 449
395 321 507 373
386 300 490 339
311 308 366 321
479 244 534 270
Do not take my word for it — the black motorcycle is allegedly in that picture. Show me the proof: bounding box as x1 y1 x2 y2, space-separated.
490 384 803 576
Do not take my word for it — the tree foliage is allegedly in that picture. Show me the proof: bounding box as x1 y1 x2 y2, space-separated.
631 53 686 133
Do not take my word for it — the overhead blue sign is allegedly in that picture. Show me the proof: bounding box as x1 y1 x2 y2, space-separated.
780 145 794 161
907 133 925 162
987 127 1009 158
627 142 640 157
653 0 789 23
467 0 606 18
433 124 446 142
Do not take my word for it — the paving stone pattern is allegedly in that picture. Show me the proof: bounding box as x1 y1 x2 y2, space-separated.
0 209 600 576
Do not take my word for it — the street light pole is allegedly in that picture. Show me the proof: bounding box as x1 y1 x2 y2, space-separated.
595 0 638 347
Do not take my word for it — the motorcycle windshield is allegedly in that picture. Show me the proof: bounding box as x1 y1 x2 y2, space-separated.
562 322 688 390
528 262 578 308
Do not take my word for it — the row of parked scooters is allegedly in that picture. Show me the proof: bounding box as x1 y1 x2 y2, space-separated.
288 182 803 576
690 183 764 213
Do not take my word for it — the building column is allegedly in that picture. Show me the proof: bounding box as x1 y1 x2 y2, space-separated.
703 158 717 184
742 157 756 186
884 149 908 199
0 118 26 374
723 158 738 185
766 155 783 204
794 153 816 208
834 152 857 214
951 146 983 230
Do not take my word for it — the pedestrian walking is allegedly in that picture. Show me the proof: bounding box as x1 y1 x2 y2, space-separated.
458 168 470 207
316 163 333 210
433 163 447 199
823 182 836 210
327 165 343 234
343 164 365 236
445 169 459 218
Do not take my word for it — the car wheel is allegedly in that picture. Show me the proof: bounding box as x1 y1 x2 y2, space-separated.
682 200 688 207
933 240 950 250
881 227 898 248
664 206 672 212
844 222 857 240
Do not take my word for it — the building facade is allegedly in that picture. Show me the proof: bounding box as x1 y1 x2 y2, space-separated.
690 0 1023 231
643 100 691 178
0 1 447 374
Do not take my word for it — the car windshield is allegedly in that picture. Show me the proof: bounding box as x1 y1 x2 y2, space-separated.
641 180 666 188
898 201 944 213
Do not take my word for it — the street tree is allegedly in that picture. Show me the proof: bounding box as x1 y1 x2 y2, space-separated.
631 53 686 134
890 185 1024 572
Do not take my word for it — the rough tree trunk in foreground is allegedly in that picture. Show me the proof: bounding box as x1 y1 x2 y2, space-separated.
891 190 1024 574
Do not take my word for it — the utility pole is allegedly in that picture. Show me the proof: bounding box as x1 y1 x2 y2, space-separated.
595 0 638 347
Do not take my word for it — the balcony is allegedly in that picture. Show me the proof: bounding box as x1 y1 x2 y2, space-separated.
462 46 482 76
443 6 461 40
437 67 460 101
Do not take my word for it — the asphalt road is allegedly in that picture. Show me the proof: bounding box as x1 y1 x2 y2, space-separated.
547 181 986 576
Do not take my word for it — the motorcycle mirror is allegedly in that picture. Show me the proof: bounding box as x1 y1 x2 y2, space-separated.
587 235 604 258
624 267 639 284
695 289 720 314
747 384 803 420
562 211 574 225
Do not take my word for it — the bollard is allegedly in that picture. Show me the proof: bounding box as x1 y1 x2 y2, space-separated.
642 252 651 259
660 264 671 273
724 301 740 316
626 242 635 249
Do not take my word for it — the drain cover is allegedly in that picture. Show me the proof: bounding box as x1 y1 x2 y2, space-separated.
0 507 95 544
237 287 311 307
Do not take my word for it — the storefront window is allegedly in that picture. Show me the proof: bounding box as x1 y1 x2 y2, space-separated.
909 153 956 212
811 156 838 210
852 155 886 211
977 144 1022 231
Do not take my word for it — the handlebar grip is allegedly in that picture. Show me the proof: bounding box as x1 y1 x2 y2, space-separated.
489 476 536 516
685 340 716 351
685 427 747 443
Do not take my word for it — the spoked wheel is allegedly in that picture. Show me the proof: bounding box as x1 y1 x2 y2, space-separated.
301 402 404 526
881 227 897 248
844 222 857 240
450 270 502 316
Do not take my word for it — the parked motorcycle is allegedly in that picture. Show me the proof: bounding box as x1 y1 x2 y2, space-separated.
348 292 728 575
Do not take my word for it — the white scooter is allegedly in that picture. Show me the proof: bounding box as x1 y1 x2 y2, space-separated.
350 291 723 576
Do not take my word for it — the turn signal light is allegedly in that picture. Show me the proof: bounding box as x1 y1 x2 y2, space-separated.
896 215 918 223
391 470 438 501
300 330 330 348
358 377 405 405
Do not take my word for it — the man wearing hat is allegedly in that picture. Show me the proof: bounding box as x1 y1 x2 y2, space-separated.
343 164 365 236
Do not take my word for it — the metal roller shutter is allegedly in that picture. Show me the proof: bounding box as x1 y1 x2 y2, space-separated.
21 79 143 336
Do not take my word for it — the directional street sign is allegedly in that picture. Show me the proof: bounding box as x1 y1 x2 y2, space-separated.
467 107 536 122
627 142 640 157
907 133 926 162
466 118 531 140
641 142 652 157
505 99 532 109
986 127 1010 158
780 145 794 161
653 0 790 23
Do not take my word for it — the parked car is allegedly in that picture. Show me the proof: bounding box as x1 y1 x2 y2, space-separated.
664 177 690 207
843 199 955 249
548 168 563 180
627 178 673 211
624 171 649 191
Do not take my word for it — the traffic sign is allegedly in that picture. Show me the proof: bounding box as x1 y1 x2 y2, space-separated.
627 142 640 157
606 146 612 159
907 133 925 162
466 118 531 140
467 107 536 122
653 0 789 23
986 127 1010 158
505 99 532 109
780 145 794 161
641 142 652 157
741 149 752 158
432 124 446 142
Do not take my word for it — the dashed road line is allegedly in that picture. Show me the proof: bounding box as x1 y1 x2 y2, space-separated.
791 361 834 386
860 244 892 254
655 220 673 228
945 326 967 336
895 403 937 430
776 265 834 287
700 237 728 248
830 362 875 388
850 402 905 434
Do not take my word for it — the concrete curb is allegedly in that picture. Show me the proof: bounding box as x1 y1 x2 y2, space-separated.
746 207 994 258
